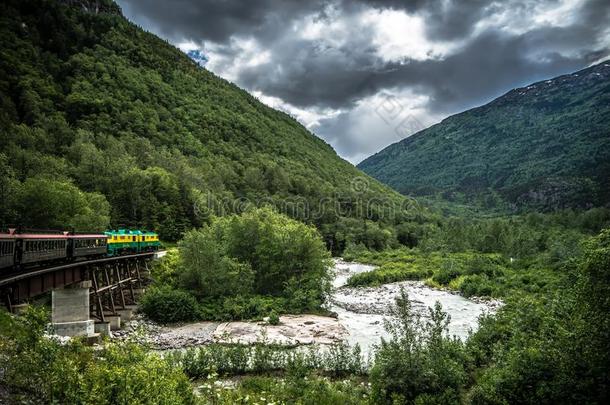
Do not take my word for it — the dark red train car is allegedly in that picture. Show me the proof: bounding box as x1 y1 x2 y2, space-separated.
18 231 69 265
0 232 16 270
68 233 107 259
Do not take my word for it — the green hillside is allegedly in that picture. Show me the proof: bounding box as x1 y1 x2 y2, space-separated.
358 62 610 211
0 0 420 249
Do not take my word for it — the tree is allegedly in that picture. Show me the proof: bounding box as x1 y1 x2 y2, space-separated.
370 289 467 404
178 207 332 311
16 177 110 231
179 226 254 299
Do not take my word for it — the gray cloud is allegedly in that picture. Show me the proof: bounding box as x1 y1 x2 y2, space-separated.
118 0 610 163
236 23 605 113
119 0 327 44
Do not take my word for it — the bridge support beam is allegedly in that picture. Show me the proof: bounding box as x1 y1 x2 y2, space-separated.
52 281 95 337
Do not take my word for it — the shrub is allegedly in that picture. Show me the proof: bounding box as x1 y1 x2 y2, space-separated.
268 310 280 325
179 228 255 298
370 289 467 404
0 307 195 404
432 259 464 285
197 295 287 321
180 207 332 313
348 262 432 287
150 248 180 286
459 275 494 297
140 287 199 323
343 242 369 261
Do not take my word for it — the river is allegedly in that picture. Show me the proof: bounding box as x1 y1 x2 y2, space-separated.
329 259 500 355
118 259 499 354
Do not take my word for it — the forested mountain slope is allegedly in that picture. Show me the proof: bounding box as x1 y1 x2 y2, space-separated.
0 0 420 248
358 62 610 211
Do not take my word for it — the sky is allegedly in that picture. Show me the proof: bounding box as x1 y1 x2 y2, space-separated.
117 0 610 164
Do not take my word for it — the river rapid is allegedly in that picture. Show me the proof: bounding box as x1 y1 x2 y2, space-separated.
329 259 500 355
116 259 500 354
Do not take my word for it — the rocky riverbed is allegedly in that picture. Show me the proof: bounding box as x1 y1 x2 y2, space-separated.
113 314 346 350
114 259 500 354
329 259 501 354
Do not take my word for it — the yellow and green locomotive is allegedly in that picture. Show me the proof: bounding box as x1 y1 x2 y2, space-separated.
105 229 161 256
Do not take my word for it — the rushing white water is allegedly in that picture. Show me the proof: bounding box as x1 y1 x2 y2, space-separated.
120 259 498 354
329 259 499 356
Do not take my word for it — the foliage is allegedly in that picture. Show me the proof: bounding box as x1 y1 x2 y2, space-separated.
139 286 199 323
370 289 468 404
0 0 423 246
149 247 180 286
199 294 287 321
268 310 280 325
345 209 610 297
195 373 370 405
463 228 610 404
179 225 255 299
179 207 332 313
359 62 610 211
0 306 195 404
169 342 366 378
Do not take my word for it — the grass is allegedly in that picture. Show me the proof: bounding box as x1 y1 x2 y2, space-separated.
345 247 562 298
168 342 368 379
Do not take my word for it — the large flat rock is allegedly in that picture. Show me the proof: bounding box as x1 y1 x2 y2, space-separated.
213 315 348 345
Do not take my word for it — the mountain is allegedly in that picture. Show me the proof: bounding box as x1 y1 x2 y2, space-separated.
0 0 422 250
358 62 610 211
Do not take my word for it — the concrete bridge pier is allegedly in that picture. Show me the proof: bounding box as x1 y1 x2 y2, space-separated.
51 281 96 337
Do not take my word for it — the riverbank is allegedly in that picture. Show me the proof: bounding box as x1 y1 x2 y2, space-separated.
113 259 498 355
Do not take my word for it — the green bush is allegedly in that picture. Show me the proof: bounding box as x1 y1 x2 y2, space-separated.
196 295 287 321
139 287 199 323
179 207 331 313
370 289 467 404
459 275 494 297
179 227 255 298
150 248 180 286
170 342 366 378
347 261 432 287
268 310 280 325
0 307 195 404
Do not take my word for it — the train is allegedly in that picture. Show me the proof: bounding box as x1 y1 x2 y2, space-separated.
0 229 161 272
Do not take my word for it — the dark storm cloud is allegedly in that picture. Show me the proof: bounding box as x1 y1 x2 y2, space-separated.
120 0 498 45
236 25 604 113
121 0 609 111
119 0 328 44
118 0 610 162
